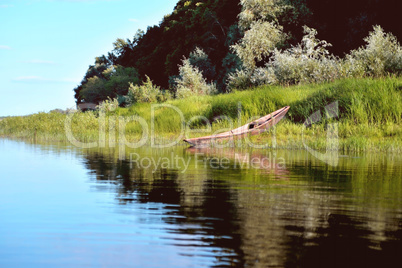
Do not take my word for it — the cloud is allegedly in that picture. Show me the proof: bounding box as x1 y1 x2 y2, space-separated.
0 45 11 50
13 76 49 82
0 4 13 8
23 60 57 65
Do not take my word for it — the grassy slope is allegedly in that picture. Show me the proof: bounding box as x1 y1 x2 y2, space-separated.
1 77 401 152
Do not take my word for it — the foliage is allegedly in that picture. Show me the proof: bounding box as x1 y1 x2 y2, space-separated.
98 98 119 113
348 25 402 77
238 0 291 29
232 21 286 69
229 25 402 88
174 58 218 99
254 26 342 85
77 65 140 104
49 108 76 115
116 95 129 107
226 69 253 91
79 76 109 104
234 0 288 70
104 66 140 96
302 0 402 56
74 57 109 103
233 0 313 70
126 76 171 104
72 0 402 101
3 77 402 152
188 47 216 82
73 0 242 100
119 0 241 88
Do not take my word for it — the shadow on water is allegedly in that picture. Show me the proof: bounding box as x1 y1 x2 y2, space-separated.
82 149 245 266
79 145 402 267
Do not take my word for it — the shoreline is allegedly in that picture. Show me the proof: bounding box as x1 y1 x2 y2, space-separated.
1 120 400 153
1 77 401 153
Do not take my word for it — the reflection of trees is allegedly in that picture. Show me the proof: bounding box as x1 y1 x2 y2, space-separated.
81 147 402 267
185 147 290 179
82 148 246 266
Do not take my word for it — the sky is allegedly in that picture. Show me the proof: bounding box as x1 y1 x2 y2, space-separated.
0 0 178 116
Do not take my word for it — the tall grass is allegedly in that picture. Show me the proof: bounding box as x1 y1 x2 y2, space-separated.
1 77 401 152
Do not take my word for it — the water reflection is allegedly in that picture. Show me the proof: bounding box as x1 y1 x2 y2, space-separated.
185 147 290 179
79 146 402 267
1 139 401 267
81 148 244 266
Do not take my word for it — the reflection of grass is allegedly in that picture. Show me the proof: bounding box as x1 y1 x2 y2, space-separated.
0 77 401 152
79 145 402 209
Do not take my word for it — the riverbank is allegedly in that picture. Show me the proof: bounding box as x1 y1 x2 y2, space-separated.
1 77 401 152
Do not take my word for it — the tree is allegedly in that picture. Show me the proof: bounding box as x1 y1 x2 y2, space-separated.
79 76 108 104
74 56 110 104
232 0 312 69
104 66 140 97
238 0 291 29
232 20 286 69
73 0 242 101
77 63 140 104
188 47 216 82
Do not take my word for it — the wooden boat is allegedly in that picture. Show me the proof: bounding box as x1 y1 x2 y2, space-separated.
184 106 290 147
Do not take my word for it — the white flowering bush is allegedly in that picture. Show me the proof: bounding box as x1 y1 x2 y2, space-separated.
238 0 290 29
233 0 314 70
341 54 366 78
249 26 343 85
227 69 254 91
175 58 217 99
348 25 402 77
188 47 216 82
98 98 119 113
230 3 402 90
127 76 171 104
232 21 285 69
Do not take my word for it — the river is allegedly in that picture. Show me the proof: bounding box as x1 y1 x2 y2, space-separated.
0 139 401 267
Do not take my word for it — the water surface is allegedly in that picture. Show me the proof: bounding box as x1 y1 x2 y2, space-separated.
0 139 401 267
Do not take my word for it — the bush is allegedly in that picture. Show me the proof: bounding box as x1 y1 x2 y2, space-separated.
116 95 129 107
127 76 171 105
266 26 343 85
348 25 402 77
188 47 216 82
229 25 402 88
98 98 119 113
232 20 285 69
175 58 218 98
226 69 253 91
238 26 343 86
49 108 76 115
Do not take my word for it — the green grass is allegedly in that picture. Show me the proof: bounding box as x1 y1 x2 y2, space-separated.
1 77 401 152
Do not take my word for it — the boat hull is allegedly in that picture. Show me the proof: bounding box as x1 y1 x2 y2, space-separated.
184 106 290 147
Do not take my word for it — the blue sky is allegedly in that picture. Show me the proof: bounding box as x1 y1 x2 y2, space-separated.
0 0 178 116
